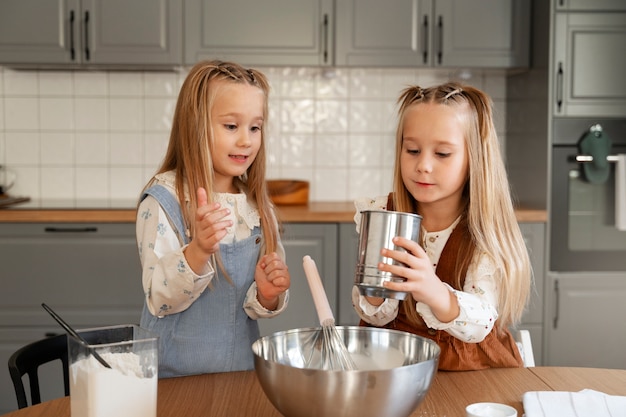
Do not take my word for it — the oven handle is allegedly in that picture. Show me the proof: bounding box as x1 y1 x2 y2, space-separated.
575 155 620 163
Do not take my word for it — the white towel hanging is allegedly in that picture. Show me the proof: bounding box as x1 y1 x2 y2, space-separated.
616 154 626 231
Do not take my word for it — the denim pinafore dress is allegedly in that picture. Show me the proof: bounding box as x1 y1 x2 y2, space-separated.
140 185 262 378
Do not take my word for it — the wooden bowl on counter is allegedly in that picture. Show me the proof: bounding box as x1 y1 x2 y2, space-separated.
266 180 309 205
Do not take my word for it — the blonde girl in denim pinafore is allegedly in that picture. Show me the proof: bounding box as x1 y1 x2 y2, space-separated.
140 185 263 377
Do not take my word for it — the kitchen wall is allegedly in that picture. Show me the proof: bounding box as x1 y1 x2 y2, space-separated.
0 66 508 204
506 0 549 210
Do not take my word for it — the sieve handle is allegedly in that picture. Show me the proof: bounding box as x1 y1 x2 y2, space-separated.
303 255 335 326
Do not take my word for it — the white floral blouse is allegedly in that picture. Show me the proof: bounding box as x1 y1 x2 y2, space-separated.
352 196 499 343
136 171 287 318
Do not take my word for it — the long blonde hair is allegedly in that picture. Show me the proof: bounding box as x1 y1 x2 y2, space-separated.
393 82 531 330
148 60 279 256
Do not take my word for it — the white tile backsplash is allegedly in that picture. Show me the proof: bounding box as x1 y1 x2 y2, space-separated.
0 65 508 204
40 97 74 130
4 97 39 130
143 72 181 97
5 132 39 165
75 98 108 130
315 135 348 168
349 100 384 132
109 133 143 165
110 166 144 199
280 99 315 133
39 71 73 96
75 132 108 165
76 166 109 199
143 132 169 166
315 100 348 133
109 72 143 97
40 166 74 199
348 135 386 168
109 98 143 131
40 132 74 165
3 69 38 95
279 135 314 168
74 72 108 96
144 98 176 131
316 68 348 99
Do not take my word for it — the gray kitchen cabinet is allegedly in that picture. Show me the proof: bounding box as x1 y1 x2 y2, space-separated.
0 0 182 67
184 0 334 67
518 222 545 366
551 11 626 117
0 222 143 413
338 223 360 326
545 272 626 369
258 223 338 337
554 0 626 11
335 0 530 68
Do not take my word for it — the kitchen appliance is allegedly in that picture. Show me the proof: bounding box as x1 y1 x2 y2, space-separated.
253 326 439 417
550 118 626 272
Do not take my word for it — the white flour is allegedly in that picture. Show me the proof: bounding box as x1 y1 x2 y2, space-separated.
350 346 406 370
70 351 157 417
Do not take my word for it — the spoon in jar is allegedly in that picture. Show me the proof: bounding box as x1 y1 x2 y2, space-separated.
41 303 111 369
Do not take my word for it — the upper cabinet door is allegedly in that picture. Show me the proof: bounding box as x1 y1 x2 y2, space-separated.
0 0 80 65
83 0 182 66
335 0 430 67
184 0 334 66
335 0 530 68
552 12 626 117
554 0 626 11
435 0 530 68
0 0 182 67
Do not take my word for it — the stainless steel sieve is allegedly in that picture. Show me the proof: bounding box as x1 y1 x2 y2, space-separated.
355 210 422 300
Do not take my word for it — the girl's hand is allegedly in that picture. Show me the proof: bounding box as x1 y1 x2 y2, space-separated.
193 187 232 255
379 236 459 323
255 252 290 311
184 188 232 274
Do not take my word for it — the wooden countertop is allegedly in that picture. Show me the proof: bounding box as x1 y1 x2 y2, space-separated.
0 201 547 223
2 367 624 417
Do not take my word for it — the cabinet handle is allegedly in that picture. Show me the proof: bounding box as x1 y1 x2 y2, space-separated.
556 62 563 112
322 14 329 64
553 279 560 329
84 10 90 61
44 227 98 233
422 15 429 64
437 16 443 65
69 10 76 61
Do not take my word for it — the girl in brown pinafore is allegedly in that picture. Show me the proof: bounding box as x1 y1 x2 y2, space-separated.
353 83 531 371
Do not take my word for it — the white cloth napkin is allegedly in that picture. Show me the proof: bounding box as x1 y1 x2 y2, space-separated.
616 154 626 231
523 389 626 417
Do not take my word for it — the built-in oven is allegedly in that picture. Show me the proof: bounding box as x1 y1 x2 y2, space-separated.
550 118 626 272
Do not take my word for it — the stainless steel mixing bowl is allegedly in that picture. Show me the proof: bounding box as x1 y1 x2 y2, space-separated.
253 326 440 417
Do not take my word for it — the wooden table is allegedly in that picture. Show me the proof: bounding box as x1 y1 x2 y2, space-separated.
2 367 625 417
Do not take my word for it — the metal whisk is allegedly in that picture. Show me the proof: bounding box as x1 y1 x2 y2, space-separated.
302 255 356 371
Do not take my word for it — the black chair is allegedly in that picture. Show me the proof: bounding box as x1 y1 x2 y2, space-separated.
7 334 69 409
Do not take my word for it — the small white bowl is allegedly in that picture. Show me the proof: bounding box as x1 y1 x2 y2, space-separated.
466 402 517 417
